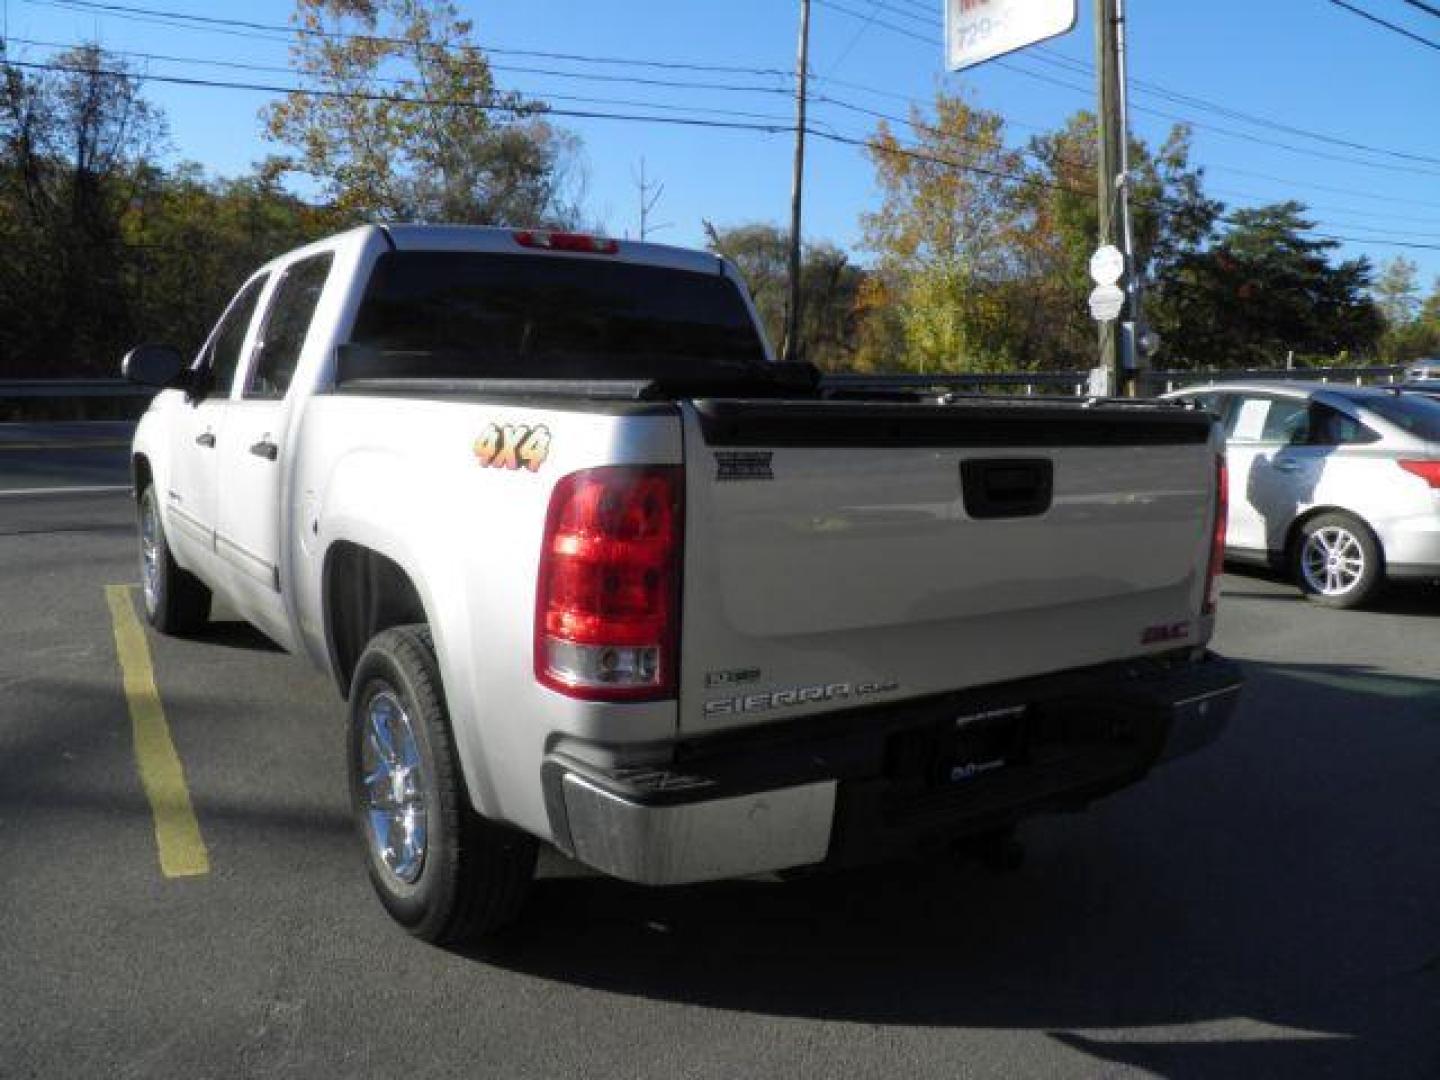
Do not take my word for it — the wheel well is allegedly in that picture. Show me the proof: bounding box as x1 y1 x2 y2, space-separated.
132 454 151 499
323 542 429 698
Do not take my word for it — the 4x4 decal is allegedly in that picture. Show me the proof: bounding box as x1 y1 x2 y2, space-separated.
474 423 551 472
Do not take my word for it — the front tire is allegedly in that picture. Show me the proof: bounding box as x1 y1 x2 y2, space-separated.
1292 512 1383 609
137 483 211 634
348 625 536 944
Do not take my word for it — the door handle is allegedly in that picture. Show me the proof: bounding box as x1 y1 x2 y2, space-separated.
1272 461 1303 473
195 432 216 448
250 439 279 461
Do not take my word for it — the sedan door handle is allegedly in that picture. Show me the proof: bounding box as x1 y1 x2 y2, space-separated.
195 432 216 448
1272 461 1304 473
249 439 279 461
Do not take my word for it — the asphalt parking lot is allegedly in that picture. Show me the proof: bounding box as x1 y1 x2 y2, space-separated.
1 431 1437 1079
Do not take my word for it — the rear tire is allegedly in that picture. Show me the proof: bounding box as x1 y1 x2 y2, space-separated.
348 624 536 944
138 483 211 634
1292 511 1383 609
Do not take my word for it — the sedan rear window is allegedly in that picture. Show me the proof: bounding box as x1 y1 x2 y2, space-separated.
1361 393 1440 441
347 250 767 381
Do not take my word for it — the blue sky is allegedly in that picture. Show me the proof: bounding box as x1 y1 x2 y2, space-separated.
7 0 1440 288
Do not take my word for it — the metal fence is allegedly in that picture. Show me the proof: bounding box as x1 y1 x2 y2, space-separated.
827 365 1407 397
0 366 1410 408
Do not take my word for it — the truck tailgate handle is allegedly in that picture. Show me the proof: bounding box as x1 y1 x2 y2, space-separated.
249 439 279 461
194 432 216 448
961 458 1053 519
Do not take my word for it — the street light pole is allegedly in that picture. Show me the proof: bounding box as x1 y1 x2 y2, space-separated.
782 0 811 365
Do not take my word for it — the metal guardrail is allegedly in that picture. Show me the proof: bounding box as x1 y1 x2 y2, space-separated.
829 366 1407 397
0 379 154 399
0 366 1410 403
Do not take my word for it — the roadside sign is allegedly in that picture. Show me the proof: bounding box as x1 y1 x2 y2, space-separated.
1088 244 1125 287
1088 284 1126 322
945 0 1078 72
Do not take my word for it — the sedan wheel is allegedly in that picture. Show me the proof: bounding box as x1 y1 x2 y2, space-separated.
1293 513 1382 609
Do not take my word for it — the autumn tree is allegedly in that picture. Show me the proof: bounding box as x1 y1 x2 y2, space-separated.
263 0 584 226
859 92 1025 373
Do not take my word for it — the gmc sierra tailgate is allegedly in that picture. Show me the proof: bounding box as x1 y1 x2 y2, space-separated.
678 396 1221 737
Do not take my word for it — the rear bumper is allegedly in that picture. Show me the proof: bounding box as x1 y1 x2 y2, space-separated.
544 651 1242 885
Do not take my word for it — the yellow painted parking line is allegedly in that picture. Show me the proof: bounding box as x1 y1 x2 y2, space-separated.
104 584 210 878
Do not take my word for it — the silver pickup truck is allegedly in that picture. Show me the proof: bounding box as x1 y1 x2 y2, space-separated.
123 224 1241 944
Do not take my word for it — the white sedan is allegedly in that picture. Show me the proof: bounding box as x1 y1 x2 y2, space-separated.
1166 382 1440 607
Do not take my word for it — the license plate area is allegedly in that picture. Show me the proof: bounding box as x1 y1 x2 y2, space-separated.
886 705 1029 787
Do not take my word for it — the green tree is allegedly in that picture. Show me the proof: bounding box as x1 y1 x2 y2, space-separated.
0 43 166 377
1017 115 1223 370
1374 256 1421 329
703 221 865 370
122 163 330 357
263 0 584 226
1166 202 1382 368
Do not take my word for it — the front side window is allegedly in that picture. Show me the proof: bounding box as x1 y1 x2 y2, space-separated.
246 253 334 399
202 276 267 398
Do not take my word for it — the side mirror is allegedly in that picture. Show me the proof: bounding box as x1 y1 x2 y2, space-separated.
121 343 190 390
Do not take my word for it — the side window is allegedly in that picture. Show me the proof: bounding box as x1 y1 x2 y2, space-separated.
245 253 334 399
1308 403 1379 447
1228 396 1308 444
201 276 267 398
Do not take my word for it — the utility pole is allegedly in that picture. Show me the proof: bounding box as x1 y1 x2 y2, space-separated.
781 0 811 366
1093 0 1125 394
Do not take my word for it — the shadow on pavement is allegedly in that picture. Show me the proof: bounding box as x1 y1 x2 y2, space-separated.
192 619 286 653
1223 565 1440 616
462 658 1440 1078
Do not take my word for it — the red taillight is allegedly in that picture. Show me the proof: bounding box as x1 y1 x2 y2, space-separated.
1398 459 1440 488
535 466 682 701
1203 454 1228 616
513 229 619 255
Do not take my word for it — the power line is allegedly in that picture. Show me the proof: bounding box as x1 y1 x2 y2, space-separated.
1028 45 1440 169
996 54 1440 181
11 37 1440 254
1400 0 1440 18
28 0 1440 188
0 56 796 134
1328 0 1440 50
1 34 795 101
818 0 1440 178
22 0 796 79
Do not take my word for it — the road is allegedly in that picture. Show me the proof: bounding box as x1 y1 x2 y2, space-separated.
1 431 1437 1079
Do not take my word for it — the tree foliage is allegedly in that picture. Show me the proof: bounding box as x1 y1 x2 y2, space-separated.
1161 202 1382 368
703 221 864 370
1 45 325 385
263 0 583 226
1 44 166 377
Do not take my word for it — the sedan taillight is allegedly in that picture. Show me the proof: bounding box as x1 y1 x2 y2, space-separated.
1398 459 1440 488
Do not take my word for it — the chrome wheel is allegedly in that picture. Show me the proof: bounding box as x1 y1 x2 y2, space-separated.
1300 526 1365 598
359 689 428 885
139 492 160 613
